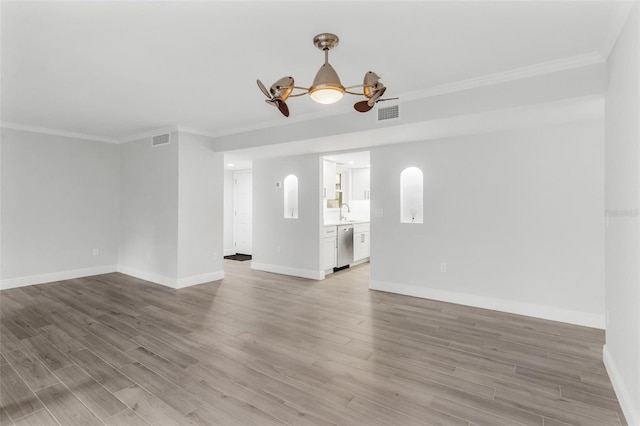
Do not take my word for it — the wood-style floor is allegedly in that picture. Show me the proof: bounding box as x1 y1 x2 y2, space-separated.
0 260 626 426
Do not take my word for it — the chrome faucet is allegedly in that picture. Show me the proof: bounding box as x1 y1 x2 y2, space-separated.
340 203 351 221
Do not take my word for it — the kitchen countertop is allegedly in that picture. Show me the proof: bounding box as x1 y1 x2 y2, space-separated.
324 220 369 226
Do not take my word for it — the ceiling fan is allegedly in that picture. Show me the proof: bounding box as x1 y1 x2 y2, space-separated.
257 33 398 117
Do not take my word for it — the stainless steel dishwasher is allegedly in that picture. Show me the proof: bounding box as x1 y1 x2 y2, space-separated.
336 224 354 270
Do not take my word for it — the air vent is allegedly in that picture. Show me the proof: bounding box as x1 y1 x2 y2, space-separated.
152 134 171 147
377 104 400 122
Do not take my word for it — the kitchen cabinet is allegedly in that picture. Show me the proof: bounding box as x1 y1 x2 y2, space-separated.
353 223 370 262
323 226 337 270
323 160 336 200
352 167 370 201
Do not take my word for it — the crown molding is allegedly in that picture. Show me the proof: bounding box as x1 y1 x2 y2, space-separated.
601 1 635 60
0 122 118 144
397 51 605 102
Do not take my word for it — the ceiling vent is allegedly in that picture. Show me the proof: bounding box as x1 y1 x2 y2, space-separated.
377 104 400 122
152 133 171 147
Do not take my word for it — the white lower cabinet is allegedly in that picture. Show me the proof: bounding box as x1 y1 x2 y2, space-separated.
323 226 337 270
353 223 370 262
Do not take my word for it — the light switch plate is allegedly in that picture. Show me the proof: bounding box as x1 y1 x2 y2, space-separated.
374 208 384 218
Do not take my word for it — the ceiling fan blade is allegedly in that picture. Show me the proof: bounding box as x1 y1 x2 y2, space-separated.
354 100 374 113
377 97 399 103
367 86 387 107
276 99 290 117
257 79 271 99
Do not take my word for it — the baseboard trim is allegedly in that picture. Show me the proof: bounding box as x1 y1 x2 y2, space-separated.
116 265 176 289
176 271 225 289
223 249 236 256
251 262 324 280
1 265 118 290
603 345 639 426
369 280 605 329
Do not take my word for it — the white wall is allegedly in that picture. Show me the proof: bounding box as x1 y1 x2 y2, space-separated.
118 132 179 285
1 128 119 289
118 131 225 288
177 132 224 286
223 169 234 256
252 154 322 279
603 3 640 425
370 121 605 328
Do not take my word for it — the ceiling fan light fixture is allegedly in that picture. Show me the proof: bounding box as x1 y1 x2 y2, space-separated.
309 70 345 103
309 54 345 104
257 33 396 115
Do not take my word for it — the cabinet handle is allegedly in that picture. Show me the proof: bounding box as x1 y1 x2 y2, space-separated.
361 233 365 243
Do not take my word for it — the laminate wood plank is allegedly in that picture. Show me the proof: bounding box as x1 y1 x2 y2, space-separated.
12 409 59 426
515 365 617 399
0 364 43 420
38 325 86 356
453 367 562 399
20 335 72 371
0 353 7 366
85 321 138 352
126 346 184 384
494 389 620 426
0 326 23 353
187 403 254 426
104 409 150 426
130 333 198 368
95 314 141 338
391 367 496 400
35 383 102 426
1 316 37 340
331 374 469 426
346 396 428 426
67 349 133 393
3 349 59 391
114 385 195 426
14 308 50 330
120 362 204 415
0 406 14 425
431 395 527 426
54 364 126 420
76 332 136 368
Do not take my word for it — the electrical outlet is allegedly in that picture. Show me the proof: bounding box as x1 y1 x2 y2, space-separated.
374 208 384 218
92 248 99 257
440 262 447 272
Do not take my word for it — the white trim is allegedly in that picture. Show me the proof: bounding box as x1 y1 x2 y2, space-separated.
224 249 236 256
398 52 604 102
0 122 118 144
116 265 176 289
369 280 605 329
603 345 639 426
119 126 179 144
601 2 636 60
175 271 224 289
0 265 118 290
251 262 324 281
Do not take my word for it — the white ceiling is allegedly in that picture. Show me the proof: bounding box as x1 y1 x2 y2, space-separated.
1 1 631 142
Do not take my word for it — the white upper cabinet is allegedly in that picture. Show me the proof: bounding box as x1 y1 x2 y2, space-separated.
323 160 336 199
352 167 370 201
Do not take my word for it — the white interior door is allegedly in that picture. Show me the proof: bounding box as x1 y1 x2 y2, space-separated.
233 170 253 255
